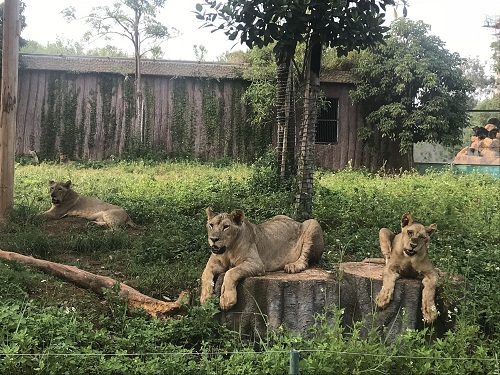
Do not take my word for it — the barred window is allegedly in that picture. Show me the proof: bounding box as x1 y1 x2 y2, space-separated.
315 98 339 144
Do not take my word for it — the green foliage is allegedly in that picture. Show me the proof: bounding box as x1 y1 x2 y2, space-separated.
461 57 496 108
21 37 85 55
351 18 474 153
21 33 128 57
99 74 119 152
471 93 500 128
195 0 394 57
486 15 500 74
322 49 361 71
39 73 62 160
1 162 500 372
202 81 224 142
172 79 190 156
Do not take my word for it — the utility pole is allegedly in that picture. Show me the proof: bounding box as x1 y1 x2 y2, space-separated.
0 0 20 221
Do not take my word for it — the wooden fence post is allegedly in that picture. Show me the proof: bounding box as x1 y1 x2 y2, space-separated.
0 0 20 221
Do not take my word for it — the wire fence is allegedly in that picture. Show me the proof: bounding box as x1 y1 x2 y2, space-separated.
2 348 498 360
2 348 499 375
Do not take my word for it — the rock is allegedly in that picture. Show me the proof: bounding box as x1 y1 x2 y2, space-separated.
453 135 500 165
214 263 462 342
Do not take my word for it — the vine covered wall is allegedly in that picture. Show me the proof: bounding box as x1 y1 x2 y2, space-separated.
16 69 269 162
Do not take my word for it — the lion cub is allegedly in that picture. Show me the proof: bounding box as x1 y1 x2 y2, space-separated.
41 180 135 229
365 213 439 323
200 208 324 310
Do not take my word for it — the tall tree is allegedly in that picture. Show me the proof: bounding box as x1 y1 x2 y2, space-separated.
461 57 496 108
484 15 500 75
62 0 177 147
195 0 393 218
21 37 130 58
350 18 474 171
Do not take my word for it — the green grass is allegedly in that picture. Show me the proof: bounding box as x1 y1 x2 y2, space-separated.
0 159 499 374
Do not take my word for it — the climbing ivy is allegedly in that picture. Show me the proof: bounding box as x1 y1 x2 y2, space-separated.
201 80 224 155
87 90 97 150
144 80 155 148
98 74 118 154
171 79 188 156
60 75 79 158
123 77 136 150
39 72 62 160
29 69 271 163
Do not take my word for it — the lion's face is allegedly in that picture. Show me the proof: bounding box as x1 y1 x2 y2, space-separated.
400 214 437 257
48 180 72 205
206 208 245 255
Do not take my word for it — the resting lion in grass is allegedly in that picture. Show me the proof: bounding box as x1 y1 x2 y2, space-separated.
364 213 439 323
41 180 135 229
200 208 324 310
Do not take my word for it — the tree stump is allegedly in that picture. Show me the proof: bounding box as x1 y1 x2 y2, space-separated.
215 263 462 342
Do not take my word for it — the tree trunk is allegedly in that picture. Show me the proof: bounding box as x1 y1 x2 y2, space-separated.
0 249 190 318
135 52 145 146
215 264 462 343
133 11 145 147
276 46 297 179
295 38 321 219
285 67 297 176
369 132 413 172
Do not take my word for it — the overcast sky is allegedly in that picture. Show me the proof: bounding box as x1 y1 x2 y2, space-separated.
21 0 499 71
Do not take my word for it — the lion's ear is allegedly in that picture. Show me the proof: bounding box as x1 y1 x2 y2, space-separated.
401 213 413 228
230 209 245 226
206 207 216 220
48 180 54 185
64 180 72 188
426 223 437 236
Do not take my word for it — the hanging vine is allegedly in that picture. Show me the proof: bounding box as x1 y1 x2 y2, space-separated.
98 74 118 155
60 75 79 158
171 79 188 156
39 72 62 160
202 80 223 157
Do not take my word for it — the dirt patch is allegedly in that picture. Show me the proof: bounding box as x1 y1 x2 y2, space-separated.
42 216 90 236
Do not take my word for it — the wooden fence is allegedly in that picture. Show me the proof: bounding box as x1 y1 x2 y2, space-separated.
16 54 272 162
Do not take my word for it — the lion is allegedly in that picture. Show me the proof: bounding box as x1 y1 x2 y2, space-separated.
200 208 324 310
41 180 135 229
364 213 439 323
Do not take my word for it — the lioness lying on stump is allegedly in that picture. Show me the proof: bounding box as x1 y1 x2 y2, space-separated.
364 213 439 323
41 180 135 229
200 208 324 310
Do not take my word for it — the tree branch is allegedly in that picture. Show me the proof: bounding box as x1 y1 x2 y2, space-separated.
0 249 190 318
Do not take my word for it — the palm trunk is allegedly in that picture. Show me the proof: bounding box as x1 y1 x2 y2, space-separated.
295 37 321 219
275 46 297 178
276 53 290 177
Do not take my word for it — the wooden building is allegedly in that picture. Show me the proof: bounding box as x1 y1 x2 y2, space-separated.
16 53 374 170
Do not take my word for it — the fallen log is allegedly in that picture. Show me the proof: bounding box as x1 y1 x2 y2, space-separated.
0 249 189 318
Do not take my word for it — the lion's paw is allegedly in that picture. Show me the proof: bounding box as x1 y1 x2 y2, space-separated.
375 289 392 309
284 262 306 274
219 287 237 310
200 292 211 305
422 303 439 323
